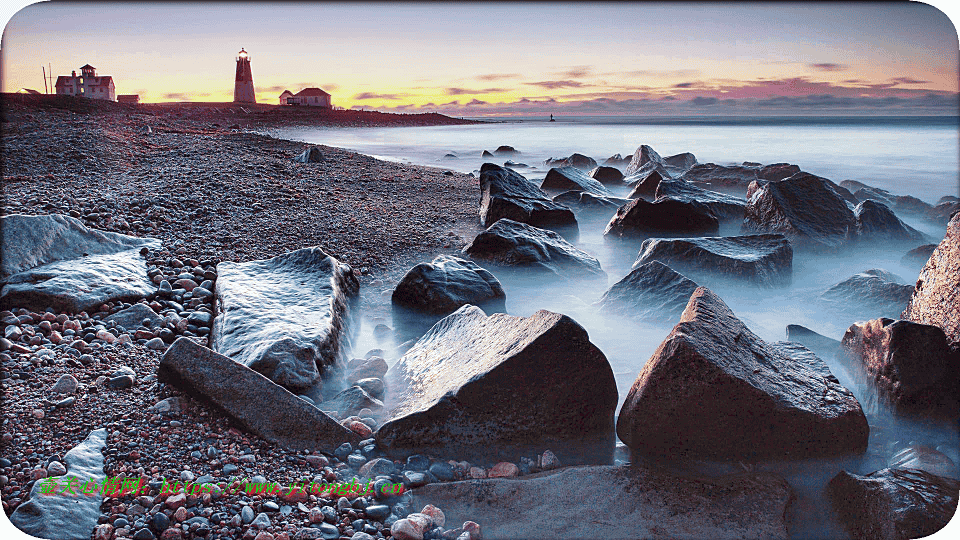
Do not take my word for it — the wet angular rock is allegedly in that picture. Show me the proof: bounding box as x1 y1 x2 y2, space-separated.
478 163 577 233
603 197 719 239
617 287 868 459
596 261 698 323
410 465 791 540
633 234 793 287
462 219 604 278
680 163 759 195
601 153 631 168
493 146 519 156
540 167 611 196
854 200 927 244
655 179 748 222
900 244 937 270
542 153 597 170
928 199 960 225
378 306 617 460
888 446 958 479
625 170 664 200
588 166 623 185
840 318 958 416
551 191 627 215
211 247 359 391
1 214 159 312
742 172 857 251
902 213 960 348
757 163 801 182
821 269 914 319
322 385 384 418
663 152 698 172
392 255 505 315
828 468 959 540
624 145 665 176
9 428 107 540
785 324 841 359
159 337 358 450
295 147 324 163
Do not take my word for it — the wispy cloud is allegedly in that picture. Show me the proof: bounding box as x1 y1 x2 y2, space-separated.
445 87 506 95
465 98 488 106
691 96 719 106
162 92 209 100
353 92 404 100
808 63 849 72
476 73 522 81
611 69 702 78
890 77 931 85
557 66 592 78
524 80 587 90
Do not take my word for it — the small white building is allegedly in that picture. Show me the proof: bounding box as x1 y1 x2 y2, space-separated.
283 88 332 108
279 90 294 105
55 64 116 101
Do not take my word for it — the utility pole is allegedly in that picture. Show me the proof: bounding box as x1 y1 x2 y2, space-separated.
42 66 48 93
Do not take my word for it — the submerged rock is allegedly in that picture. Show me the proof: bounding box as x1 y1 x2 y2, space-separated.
9 428 107 540
655 179 748 222
596 261 698 323
854 200 927 244
160 338 358 450
821 269 914 319
392 255 505 315
601 153 631 168
0 214 159 312
603 197 720 239
378 306 617 460
410 465 791 540
540 166 611 196
633 234 793 287
493 145 520 156
617 287 868 459
463 219 604 278
663 152 698 172
542 153 597 170
840 318 958 416
588 165 624 185
742 172 857 251
902 213 960 348
828 468 959 540
478 163 578 233
680 163 760 195
928 200 960 225
211 247 359 391
785 324 841 359
888 446 958 479
900 244 937 270
552 191 628 215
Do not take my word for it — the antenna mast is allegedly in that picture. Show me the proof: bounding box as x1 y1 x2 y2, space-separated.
42 66 48 93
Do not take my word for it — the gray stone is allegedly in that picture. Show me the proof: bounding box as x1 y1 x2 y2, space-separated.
409 465 791 540
323 385 383 418
654 179 748 222
596 261 699 323
903 213 960 349
463 219 604 279
9 428 107 540
543 153 598 170
551 191 628 214
603 197 719 239
391 255 505 315
821 269 914 319
211 247 359 391
853 199 928 245
105 304 163 330
145 337 167 350
378 305 617 462
159 337 359 452
50 374 79 394
588 166 623 185
634 234 793 288
678 163 759 195
617 287 868 459
251 512 271 529
540 167 612 197
241 505 255 524
478 163 578 234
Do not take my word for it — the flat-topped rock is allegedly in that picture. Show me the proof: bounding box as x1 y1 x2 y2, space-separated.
655 179 748 222
0 214 160 312
633 234 793 287
211 247 359 391
479 163 577 233
392 255 505 315
596 261 699 323
540 166 611 196
9 428 107 540
542 153 597 170
854 200 927 244
552 191 628 214
680 163 760 195
821 269 914 319
378 306 617 461
463 219 604 279
903 213 960 348
618 287 868 459
742 172 857 251
160 337 358 451
828 468 959 540
410 465 792 540
603 197 719 239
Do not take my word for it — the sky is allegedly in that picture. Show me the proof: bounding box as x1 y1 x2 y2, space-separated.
1 1 958 116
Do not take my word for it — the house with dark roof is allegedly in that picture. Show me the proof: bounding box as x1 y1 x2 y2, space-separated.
55 64 116 101
281 87 332 108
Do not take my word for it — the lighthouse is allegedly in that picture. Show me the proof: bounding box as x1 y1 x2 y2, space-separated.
233 48 256 103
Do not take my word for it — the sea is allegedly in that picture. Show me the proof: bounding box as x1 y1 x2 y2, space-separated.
268 116 959 537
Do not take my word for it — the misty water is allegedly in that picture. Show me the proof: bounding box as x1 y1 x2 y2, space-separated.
270 117 958 538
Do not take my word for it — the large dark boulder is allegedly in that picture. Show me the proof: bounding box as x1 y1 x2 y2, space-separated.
410 465 792 540
542 153 597 170
160 338 358 450
603 197 720 239
540 166 612 196
596 261 698 323
680 163 760 195
742 172 857 251
463 219 604 278
828 468 959 540
295 146 324 163
820 269 915 319
663 152 698 172
211 247 359 392
377 306 617 461
617 287 869 459
625 170 664 199
478 163 578 233
633 234 793 287
655 179 748 222
0 214 160 312
757 163 801 181
552 191 628 214
840 318 958 416
493 145 520 156
854 200 927 244
624 144 665 176
588 165 624 185
903 213 960 348
391 255 505 315
9 428 107 540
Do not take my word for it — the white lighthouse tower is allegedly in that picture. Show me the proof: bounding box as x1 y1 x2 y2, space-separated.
233 48 256 104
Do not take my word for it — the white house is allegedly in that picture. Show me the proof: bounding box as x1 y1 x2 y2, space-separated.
283 88 332 108
279 90 294 105
55 64 116 101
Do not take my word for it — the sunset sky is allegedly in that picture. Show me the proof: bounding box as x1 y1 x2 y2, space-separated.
2 2 958 116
